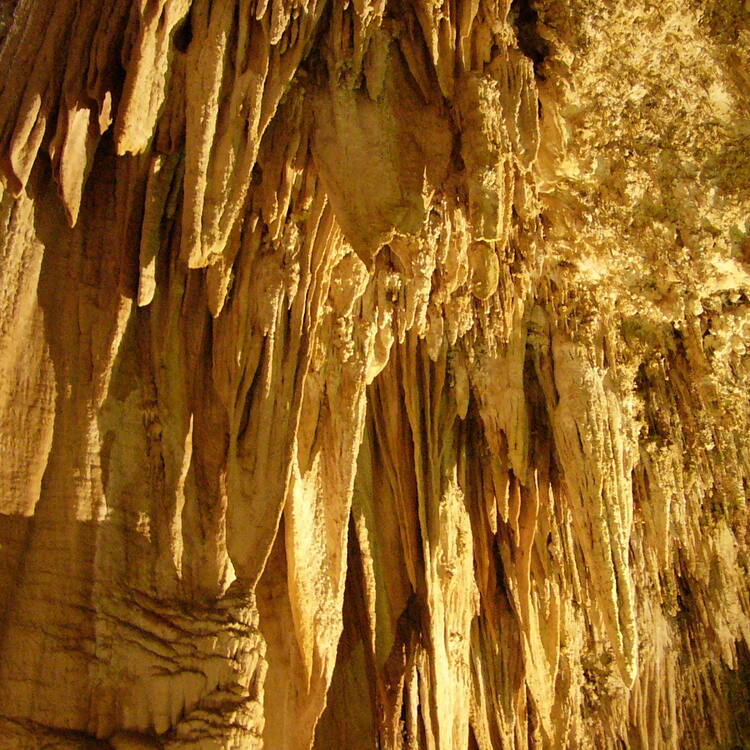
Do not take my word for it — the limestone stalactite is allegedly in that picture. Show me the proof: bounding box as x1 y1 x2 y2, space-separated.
0 0 749 748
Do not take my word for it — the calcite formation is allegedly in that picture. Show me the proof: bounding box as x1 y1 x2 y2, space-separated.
0 0 748 748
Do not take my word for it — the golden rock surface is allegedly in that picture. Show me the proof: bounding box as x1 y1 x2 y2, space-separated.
0 0 748 748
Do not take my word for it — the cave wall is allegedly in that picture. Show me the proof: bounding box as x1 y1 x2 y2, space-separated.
0 0 749 748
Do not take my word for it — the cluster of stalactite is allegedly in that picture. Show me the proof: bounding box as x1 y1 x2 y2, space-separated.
0 0 748 748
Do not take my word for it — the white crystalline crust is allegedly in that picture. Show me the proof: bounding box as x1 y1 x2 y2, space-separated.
0 0 748 748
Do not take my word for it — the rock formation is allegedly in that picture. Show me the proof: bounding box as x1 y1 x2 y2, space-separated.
0 0 748 747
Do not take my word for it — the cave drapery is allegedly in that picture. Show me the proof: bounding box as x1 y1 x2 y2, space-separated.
0 0 749 748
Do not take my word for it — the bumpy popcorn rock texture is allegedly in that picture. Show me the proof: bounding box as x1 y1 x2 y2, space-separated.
0 0 749 748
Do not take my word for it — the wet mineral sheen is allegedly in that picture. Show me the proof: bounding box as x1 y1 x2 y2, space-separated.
0 0 748 748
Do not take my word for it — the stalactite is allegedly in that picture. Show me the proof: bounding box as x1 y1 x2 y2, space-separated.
0 0 749 748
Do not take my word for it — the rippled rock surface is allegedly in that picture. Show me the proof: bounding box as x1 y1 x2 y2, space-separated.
0 1 749 747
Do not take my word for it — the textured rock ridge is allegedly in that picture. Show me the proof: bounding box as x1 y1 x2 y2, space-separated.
0 0 749 748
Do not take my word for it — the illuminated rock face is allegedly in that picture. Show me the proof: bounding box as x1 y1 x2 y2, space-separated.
0 1 749 748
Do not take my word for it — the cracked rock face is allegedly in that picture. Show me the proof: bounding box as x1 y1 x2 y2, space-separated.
0 0 749 748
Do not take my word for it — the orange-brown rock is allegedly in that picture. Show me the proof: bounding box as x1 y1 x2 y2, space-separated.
0 0 749 748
